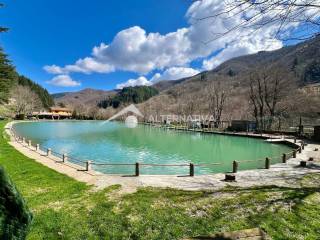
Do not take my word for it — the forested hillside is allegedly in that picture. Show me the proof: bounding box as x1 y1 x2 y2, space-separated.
53 88 116 108
18 76 53 108
0 47 54 110
52 36 320 125
0 47 16 103
136 36 320 128
98 86 159 109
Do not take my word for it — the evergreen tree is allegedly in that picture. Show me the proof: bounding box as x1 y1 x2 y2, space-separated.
0 166 33 239
98 86 159 109
304 59 320 84
18 76 54 108
0 47 17 103
0 4 8 33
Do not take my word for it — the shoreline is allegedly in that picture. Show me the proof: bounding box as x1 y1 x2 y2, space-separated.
5 121 320 193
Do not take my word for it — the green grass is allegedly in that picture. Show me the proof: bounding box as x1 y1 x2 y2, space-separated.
0 120 320 239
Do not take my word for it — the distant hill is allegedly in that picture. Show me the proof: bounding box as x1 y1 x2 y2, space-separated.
152 79 187 92
53 88 116 108
98 86 159 109
52 36 320 121
160 35 320 87
214 36 320 85
51 92 69 99
137 36 320 121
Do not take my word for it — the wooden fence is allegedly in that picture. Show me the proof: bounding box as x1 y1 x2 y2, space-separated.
9 127 304 177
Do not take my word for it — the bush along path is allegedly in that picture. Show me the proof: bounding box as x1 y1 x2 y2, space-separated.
1 121 320 239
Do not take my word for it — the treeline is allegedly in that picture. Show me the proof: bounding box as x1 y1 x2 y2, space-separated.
98 86 159 109
0 47 54 108
18 76 53 108
0 47 16 103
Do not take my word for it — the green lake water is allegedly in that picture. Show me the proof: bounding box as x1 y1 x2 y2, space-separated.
13 121 293 175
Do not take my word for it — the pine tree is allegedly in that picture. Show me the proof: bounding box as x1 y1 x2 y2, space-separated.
0 3 8 33
0 166 33 239
0 47 18 103
18 76 54 108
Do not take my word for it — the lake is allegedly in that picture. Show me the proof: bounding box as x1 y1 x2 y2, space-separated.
13 121 293 175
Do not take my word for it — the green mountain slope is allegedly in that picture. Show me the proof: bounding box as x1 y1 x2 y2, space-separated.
98 86 159 109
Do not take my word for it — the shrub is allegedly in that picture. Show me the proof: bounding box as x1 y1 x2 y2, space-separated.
0 166 32 239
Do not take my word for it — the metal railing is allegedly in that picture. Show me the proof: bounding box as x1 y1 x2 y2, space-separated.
9 127 303 177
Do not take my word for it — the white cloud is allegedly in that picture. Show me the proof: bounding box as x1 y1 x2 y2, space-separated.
150 67 200 82
44 0 312 77
43 65 64 74
203 37 283 70
44 58 114 74
46 75 81 87
116 76 151 89
116 67 199 89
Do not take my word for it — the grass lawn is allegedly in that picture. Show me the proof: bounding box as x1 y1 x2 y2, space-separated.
0 120 320 239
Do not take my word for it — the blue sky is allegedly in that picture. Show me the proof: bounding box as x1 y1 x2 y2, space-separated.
0 0 314 93
0 0 192 93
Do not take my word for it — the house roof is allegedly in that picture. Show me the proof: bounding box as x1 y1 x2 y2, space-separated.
49 107 72 112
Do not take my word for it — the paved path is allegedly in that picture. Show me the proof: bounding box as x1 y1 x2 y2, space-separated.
5 122 320 194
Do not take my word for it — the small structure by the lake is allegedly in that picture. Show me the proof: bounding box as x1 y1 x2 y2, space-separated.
32 107 72 119
231 120 256 132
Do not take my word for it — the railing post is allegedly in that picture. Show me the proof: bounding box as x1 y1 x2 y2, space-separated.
135 162 140 176
28 140 31 147
86 161 92 171
36 144 39 152
189 163 194 177
265 157 270 169
233 160 238 173
293 150 296 158
282 153 286 163
63 153 68 163
300 161 307 167
47 148 51 157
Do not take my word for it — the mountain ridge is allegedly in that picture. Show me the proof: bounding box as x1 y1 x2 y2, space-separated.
53 36 320 120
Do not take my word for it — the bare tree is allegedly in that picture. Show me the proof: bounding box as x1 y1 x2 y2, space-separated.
88 107 100 120
206 80 228 127
249 71 266 130
72 103 90 119
184 94 197 117
249 66 292 130
197 0 320 42
10 85 42 117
